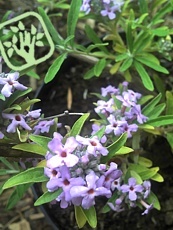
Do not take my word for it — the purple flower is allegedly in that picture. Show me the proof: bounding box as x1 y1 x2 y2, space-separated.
47 136 79 168
44 167 60 180
2 113 31 133
26 109 41 119
120 178 143 201
101 85 119 97
81 0 91 14
101 5 117 20
76 135 108 156
130 105 148 124
0 131 4 139
33 119 54 134
0 72 27 97
121 123 138 138
95 98 115 115
91 124 107 143
142 180 151 199
47 165 85 201
108 195 125 212
70 172 111 209
140 200 153 215
116 90 141 107
98 162 122 189
105 115 126 136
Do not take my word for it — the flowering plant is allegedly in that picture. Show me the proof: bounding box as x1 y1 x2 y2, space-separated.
1 0 173 229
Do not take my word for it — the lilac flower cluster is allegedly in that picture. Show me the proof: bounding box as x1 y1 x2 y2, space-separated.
44 132 152 214
81 0 124 20
108 178 153 215
44 132 122 209
92 82 148 142
0 72 57 138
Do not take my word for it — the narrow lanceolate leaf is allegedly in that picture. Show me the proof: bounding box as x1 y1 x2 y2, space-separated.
82 206 97 228
135 56 169 74
12 143 47 156
133 60 154 91
145 115 173 126
70 113 90 137
34 189 62 206
85 25 108 53
119 57 133 72
147 191 161 210
146 103 166 119
166 91 173 115
94 59 106 76
75 206 87 228
3 167 48 189
38 7 63 45
101 133 128 163
142 93 162 116
6 183 32 209
44 53 67 83
67 0 82 46
29 134 51 150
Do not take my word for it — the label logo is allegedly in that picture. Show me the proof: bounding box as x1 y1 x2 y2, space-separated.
0 12 54 71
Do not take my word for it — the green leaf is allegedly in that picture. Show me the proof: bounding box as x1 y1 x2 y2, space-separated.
5 88 32 108
145 115 173 126
12 143 47 156
119 57 133 72
139 167 159 180
146 191 161 210
138 95 154 105
19 98 40 113
6 183 32 209
26 70 40 79
115 53 129 62
0 169 19 176
3 167 48 189
75 206 87 228
146 103 166 119
166 132 173 149
138 156 153 167
0 157 16 170
135 56 169 74
115 146 133 155
142 93 162 116
38 7 63 45
82 206 97 228
29 134 51 150
44 53 67 83
129 170 143 184
70 113 90 137
85 25 108 53
133 60 154 91
94 59 106 77
101 133 127 163
67 0 82 46
166 91 173 115
152 27 169 36
151 173 164 182
34 189 62 206
91 126 106 139
84 67 95 79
